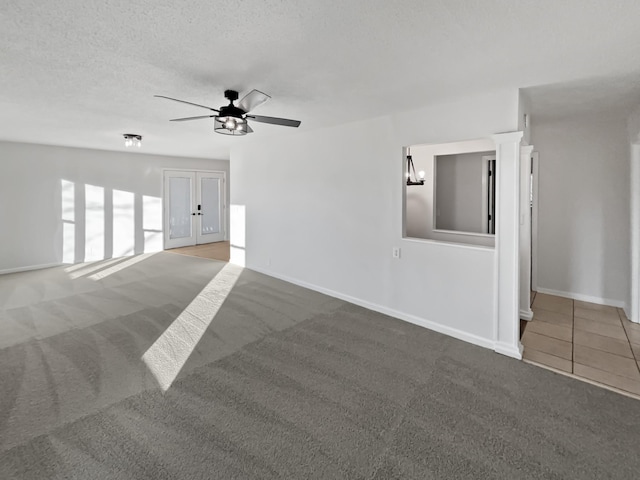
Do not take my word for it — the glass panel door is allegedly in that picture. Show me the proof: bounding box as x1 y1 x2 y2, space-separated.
200 178 220 234
169 177 192 239
196 172 225 244
164 171 196 249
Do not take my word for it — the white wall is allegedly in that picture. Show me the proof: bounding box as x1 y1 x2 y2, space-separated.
533 112 630 306
0 141 229 272
627 105 640 321
231 88 519 348
406 139 495 247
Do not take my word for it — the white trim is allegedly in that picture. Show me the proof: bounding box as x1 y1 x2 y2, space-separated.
519 145 534 325
536 286 626 309
520 308 534 321
623 306 632 322
630 144 640 323
162 167 222 173
491 131 524 143
494 341 523 360
402 236 494 252
431 229 494 238
492 206 500 346
0 262 60 275
481 157 489 234
249 266 496 351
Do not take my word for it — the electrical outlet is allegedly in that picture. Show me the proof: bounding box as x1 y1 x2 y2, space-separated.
392 247 401 259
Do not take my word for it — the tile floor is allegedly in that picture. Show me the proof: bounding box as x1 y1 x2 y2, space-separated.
522 292 640 398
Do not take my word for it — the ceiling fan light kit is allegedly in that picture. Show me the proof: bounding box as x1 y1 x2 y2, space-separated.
214 118 249 136
123 133 142 148
155 89 301 136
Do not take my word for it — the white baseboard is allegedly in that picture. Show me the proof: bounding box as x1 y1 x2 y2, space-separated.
494 341 523 360
0 262 60 275
249 266 497 352
520 308 534 321
535 287 626 309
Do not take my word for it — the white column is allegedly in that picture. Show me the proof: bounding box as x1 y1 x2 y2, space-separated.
519 145 534 321
492 131 524 359
631 143 640 323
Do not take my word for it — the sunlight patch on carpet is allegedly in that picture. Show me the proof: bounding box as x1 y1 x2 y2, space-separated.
142 263 242 391
88 253 156 280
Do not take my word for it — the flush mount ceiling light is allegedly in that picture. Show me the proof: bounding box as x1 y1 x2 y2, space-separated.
123 134 142 148
406 148 425 186
155 88 301 136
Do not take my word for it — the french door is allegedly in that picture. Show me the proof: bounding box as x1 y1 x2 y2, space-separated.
164 170 226 249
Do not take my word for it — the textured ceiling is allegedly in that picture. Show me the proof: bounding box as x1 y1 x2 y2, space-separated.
1 0 640 159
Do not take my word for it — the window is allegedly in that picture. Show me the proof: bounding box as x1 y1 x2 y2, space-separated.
403 138 496 247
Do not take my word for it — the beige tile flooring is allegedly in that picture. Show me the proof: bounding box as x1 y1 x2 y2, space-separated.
522 292 640 399
166 241 230 262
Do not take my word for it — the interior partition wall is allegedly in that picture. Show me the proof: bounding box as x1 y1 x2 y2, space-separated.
493 131 524 359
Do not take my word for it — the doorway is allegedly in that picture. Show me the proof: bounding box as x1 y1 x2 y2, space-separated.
481 155 497 234
531 151 539 293
163 170 226 249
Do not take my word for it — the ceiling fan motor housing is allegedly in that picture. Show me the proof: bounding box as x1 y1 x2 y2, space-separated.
218 104 246 120
217 90 247 134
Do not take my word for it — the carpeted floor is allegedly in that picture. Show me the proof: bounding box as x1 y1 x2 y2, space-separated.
1 252 640 479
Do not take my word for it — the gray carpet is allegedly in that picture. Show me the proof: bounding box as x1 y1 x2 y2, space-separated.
1 252 640 479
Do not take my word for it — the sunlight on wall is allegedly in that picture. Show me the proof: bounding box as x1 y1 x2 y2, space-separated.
142 263 243 391
230 204 246 267
143 195 163 253
88 252 155 281
59 180 165 267
61 180 75 264
113 189 135 257
85 184 104 261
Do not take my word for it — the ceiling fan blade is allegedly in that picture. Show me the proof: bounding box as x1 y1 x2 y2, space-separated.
248 115 301 128
238 89 270 113
154 95 219 112
170 115 216 122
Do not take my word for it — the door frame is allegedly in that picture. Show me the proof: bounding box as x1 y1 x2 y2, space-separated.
162 169 227 250
530 152 540 293
481 155 497 234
